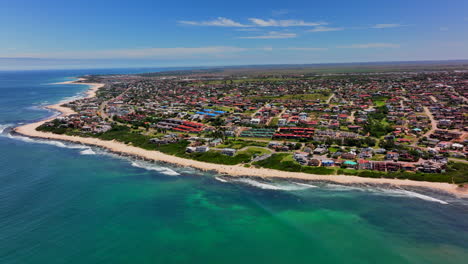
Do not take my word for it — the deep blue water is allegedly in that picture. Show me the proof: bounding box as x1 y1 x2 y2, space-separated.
0 69 467 264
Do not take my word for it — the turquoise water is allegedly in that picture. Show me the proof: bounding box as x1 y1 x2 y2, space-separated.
0 70 467 264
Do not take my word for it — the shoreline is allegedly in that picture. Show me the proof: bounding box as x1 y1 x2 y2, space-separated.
13 78 468 197
46 79 104 117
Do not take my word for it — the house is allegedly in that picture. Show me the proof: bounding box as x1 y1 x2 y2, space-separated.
343 160 358 168
402 164 416 171
195 146 210 153
278 119 287 126
185 147 196 153
250 118 261 125
358 159 373 170
386 152 399 160
321 160 335 167
452 143 464 150
308 159 321 166
313 147 328 155
150 138 175 145
221 148 236 156
386 162 401 172
437 141 452 149
293 152 309 165
373 148 386 154
341 153 356 160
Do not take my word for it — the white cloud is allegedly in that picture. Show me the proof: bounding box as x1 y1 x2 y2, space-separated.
372 24 402 29
179 17 326 28
338 43 400 49
248 18 325 27
179 17 249 27
4 46 248 59
239 31 297 39
308 26 344 32
235 28 260 32
284 47 328 51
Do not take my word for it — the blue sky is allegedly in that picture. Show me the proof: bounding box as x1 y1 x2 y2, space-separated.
2 0 468 69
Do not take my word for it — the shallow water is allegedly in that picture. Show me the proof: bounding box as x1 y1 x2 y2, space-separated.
0 69 467 264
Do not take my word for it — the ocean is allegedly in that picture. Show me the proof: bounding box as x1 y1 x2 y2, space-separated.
0 69 467 264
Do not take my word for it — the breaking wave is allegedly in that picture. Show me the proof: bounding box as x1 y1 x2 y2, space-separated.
370 188 449 204
215 177 449 204
58 94 84 104
79 148 96 155
214 177 228 183
323 183 449 204
219 178 317 191
130 161 180 176
7 133 88 150
0 124 13 134
322 184 366 192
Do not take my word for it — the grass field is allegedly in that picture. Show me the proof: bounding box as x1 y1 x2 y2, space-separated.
372 96 389 107
217 139 268 149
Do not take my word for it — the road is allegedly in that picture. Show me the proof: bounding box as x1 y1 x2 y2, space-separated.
448 158 468 164
421 106 437 139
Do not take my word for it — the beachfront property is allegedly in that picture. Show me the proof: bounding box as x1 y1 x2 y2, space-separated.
37 70 468 179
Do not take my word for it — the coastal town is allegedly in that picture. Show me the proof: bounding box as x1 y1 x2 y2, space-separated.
37 69 468 183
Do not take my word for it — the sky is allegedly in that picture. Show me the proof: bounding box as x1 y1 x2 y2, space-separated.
1 0 468 70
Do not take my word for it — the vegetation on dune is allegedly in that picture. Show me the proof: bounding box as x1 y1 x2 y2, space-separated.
253 154 335 175
37 124 267 165
337 162 468 183
217 139 268 149
38 122 468 183
253 153 468 183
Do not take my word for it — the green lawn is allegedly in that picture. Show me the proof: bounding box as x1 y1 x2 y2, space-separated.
238 147 272 156
253 154 335 175
372 96 389 107
217 139 268 149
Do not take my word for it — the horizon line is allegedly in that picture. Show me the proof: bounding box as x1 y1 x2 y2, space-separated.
1 59 468 72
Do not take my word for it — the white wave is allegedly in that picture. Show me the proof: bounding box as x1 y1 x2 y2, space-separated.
80 148 96 155
130 161 180 176
0 124 13 134
58 94 84 104
323 183 449 204
215 177 228 183
7 134 88 149
323 183 364 191
372 188 448 204
229 178 316 191
26 105 47 111
293 182 318 188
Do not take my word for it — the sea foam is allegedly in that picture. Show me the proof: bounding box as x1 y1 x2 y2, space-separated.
371 188 449 204
0 124 13 134
79 149 96 155
323 183 449 204
130 161 180 176
7 133 88 150
222 178 317 191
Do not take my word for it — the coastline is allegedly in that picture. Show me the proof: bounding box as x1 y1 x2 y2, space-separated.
13 79 468 197
46 78 104 117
